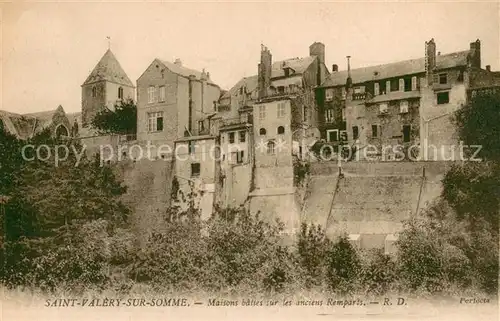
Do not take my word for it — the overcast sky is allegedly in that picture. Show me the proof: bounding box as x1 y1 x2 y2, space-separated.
2 1 499 114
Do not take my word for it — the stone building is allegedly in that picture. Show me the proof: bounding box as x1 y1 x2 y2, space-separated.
81 49 135 129
316 39 484 161
136 58 221 147
0 105 80 140
212 43 330 215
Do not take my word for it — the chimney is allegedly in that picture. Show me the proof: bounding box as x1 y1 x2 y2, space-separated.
486 65 491 72
309 42 325 65
258 44 272 99
469 39 481 69
201 68 208 81
332 64 338 72
425 38 436 84
174 58 182 66
346 56 352 88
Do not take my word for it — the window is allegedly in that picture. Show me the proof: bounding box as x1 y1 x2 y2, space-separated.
259 128 266 136
92 86 97 97
341 108 346 121
237 151 244 164
239 131 246 143
457 71 464 82
399 79 405 92
411 76 418 91
118 87 124 99
403 125 411 143
374 83 380 96
341 87 346 100
191 163 200 177
148 86 156 103
259 105 266 119
439 73 447 84
327 129 339 142
277 102 286 118
372 125 378 138
55 125 69 138
267 141 275 155
404 78 412 92
277 86 285 94
437 91 450 104
352 126 359 140
325 109 335 123
159 86 166 102
277 126 285 135
379 103 388 114
303 106 307 122
400 100 409 113
147 112 164 132
325 88 334 101
386 80 391 93
229 132 235 143
198 120 205 133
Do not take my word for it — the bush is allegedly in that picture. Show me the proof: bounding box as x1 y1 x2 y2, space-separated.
325 235 361 294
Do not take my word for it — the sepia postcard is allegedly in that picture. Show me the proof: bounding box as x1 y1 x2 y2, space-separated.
1 1 499 320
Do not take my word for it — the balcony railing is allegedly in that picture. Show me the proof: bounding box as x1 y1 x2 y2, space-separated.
352 92 367 100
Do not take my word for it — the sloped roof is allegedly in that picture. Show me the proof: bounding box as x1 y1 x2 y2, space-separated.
271 56 316 78
0 110 36 140
221 56 316 99
157 59 218 86
322 50 470 87
83 49 134 87
221 75 258 99
469 69 500 89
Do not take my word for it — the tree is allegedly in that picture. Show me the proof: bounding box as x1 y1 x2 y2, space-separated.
91 98 137 135
0 130 131 290
453 91 500 161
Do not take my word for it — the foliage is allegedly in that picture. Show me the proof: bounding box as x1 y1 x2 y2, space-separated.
91 98 137 135
0 130 131 291
441 161 499 232
293 160 310 186
296 223 329 287
453 91 500 161
325 235 361 294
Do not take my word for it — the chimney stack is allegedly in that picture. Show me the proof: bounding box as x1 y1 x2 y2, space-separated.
425 38 436 84
332 64 338 72
174 58 182 66
469 39 481 69
309 42 325 64
258 44 272 99
201 68 208 81
346 56 352 88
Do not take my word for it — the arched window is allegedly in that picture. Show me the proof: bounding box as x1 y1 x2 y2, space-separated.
259 128 266 136
92 86 97 98
267 141 275 155
277 126 285 135
118 86 124 99
55 124 69 138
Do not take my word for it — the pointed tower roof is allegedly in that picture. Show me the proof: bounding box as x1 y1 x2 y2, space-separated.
82 49 134 87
